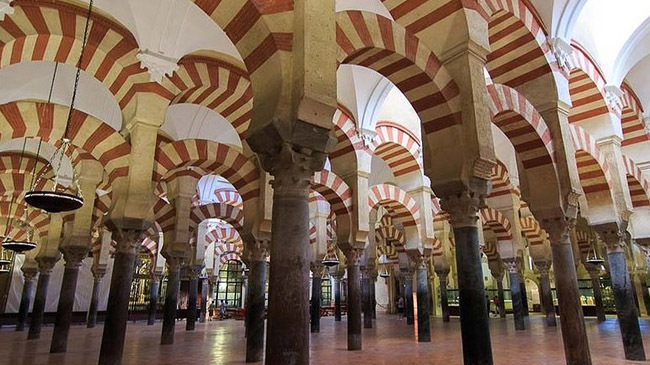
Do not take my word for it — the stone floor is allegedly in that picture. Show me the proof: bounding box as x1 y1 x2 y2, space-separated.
0 314 648 364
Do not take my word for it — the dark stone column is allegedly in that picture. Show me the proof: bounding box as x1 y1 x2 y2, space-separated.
436 269 451 322
310 263 323 333
345 249 362 351
361 268 372 329
492 271 506 319
87 269 106 328
596 224 646 361
642 276 650 317
403 270 414 325
519 273 529 316
441 189 493 365
586 265 606 322
415 259 431 342
161 259 182 345
333 273 342 322
28 257 58 340
16 269 37 332
543 218 592 364
505 259 525 331
260 147 324 365
536 261 556 327
147 274 161 325
98 227 142 365
186 267 201 331
200 278 208 323
245 241 269 363
370 272 377 320
51 245 88 353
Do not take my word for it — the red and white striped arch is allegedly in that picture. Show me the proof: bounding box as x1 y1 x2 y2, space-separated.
482 240 500 262
368 184 419 227
220 252 242 264
480 207 513 242
206 227 243 257
574 228 590 257
519 216 545 246
372 121 422 177
165 56 253 139
375 224 405 248
311 170 352 218
214 188 243 208
481 0 559 87
309 221 317 245
190 202 244 232
620 83 648 147
0 1 159 111
622 154 650 208
330 106 366 162
336 10 461 135
568 124 612 196
377 243 398 261
489 159 519 198
0 102 130 184
487 84 555 170
153 198 176 235
153 139 259 200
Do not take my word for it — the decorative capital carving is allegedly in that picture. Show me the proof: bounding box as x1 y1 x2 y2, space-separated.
503 258 520 274
60 245 89 269
535 260 551 277
435 268 450 281
310 262 326 276
245 240 270 262
0 0 14 21
112 228 143 255
440 186 486 228
548 37 573 72
585 263 601 278
604 85 624 111
593 223 625 253
22 268 38 282
137 50 179 83
35 256 59 274
357 128 377 148
166 256 184 272
343 248 363 266
186 265 203 278
266 143 327 197
541 217 575 244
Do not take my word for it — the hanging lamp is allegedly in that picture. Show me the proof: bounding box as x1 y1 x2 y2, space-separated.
586 233 604 265
378 254 390 278
25 0 95 213
3 138 37 253
322 249 340 267
0 247 11 266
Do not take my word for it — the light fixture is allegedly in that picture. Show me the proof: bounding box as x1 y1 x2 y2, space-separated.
25 0 96 213
379 266 390 278
322 249 340 267
586 234 604 265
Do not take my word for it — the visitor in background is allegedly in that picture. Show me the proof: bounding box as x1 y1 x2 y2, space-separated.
397 297 405 319
220 300 227 320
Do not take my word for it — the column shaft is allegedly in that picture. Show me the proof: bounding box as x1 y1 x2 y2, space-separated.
454 225 493 364
539 272 557 327
496 279 506 319
416 264 431 342
346 255 362 350
186 276 198 331
310 274 322 333
404 274 414 325
591 275 606 322
508 270 525 331
362 272 372 329
98 245 138 365
246 260 267 362
608 250 646 360
16 276 36 331
520 277 529 316
370 278 376 320
200 279 208 323
87 277 103 328
440 276 450 322
50 265 81 353
334 277 342 321
161 269 180 345
27 272 51 340
147 279 160 325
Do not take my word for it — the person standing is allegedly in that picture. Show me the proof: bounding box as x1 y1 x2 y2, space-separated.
220 300 227 320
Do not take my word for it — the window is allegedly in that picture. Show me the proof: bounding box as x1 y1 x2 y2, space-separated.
321 277 332 306
215 260 244 308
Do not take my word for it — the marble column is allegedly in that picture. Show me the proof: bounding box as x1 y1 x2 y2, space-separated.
370 271 377 320
543 218 592 364
310 263 323 333
436 269 451 322
147 274 161 325
519 273 529 316
536 261 557 327
98 228 143 365
492 271 506 319
596 225 645 361
345 248 363 351
415 258 431 342
186 266 201 331
361 267 372 329
28 257 58 340
403 270 414 325
200 278 208 323
505 259 525 331
586 264 606 322
245 240 269 363
51 245 88 353
333 273 342 322
87 268 106 328
161 258 182 345
441 189 493 364
16 269 37 331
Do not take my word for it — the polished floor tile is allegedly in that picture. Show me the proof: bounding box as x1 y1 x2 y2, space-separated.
0 314 647 364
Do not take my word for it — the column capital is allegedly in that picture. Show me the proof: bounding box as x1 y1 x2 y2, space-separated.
22 268 38 282
60 245 88 269
110 224 148 255
541 216 575 243
436 268 450 280
166 256 184 272
535 260 551 277
503 258 520 274
439 182 488 228
343 248 363 266
593 222 626 253
585 263 602 279
35 255 59 274
245 239 270 262
186 265 203 278
310 262 326 276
